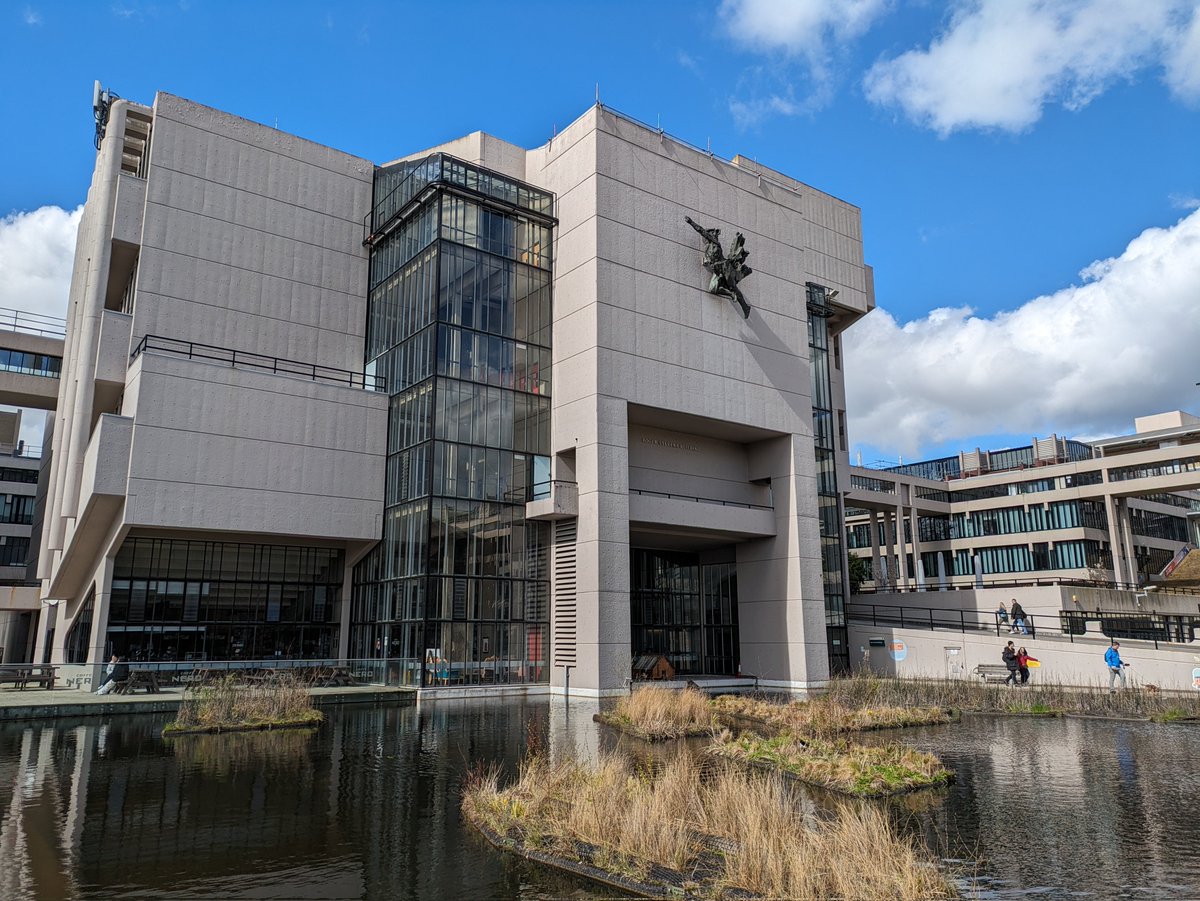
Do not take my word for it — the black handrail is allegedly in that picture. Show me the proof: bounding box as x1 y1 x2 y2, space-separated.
130 335 386 392
629 487 773 511
847 601 1038 638
854 576 1200 597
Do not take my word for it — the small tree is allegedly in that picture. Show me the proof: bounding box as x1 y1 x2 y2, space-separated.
848 554 871 594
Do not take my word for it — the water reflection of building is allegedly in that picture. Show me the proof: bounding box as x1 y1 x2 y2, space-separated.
0 705 556 899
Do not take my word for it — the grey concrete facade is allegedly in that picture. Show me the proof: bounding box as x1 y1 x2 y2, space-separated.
38 93 875 695
37 93 387 668
520 107 872 694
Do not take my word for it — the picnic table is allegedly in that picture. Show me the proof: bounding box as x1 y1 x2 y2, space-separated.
115 669 161 694
0 664 57 690
316 666 356 687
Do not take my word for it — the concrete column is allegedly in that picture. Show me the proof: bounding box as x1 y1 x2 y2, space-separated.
570 395 630 696
895 503 909 590
909 506 923 590
740 433 830 689
1105 493 1127 584
1118 498 1139 586
868 510 881 588
936 551 948 590
49 102 132 558
879 510 894 588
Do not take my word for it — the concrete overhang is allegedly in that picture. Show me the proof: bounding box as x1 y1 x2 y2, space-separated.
49 414 132 598
629 491 776 540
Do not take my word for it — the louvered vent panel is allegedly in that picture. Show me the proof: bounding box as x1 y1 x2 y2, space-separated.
552 519 578 666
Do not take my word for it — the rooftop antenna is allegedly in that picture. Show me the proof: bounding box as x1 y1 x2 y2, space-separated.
92 80 118 151
595 82 600 108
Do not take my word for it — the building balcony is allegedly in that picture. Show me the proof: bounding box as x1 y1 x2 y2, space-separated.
526 480 578 521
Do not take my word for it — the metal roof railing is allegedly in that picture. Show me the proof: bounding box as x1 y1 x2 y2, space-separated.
0 307 67 339
131 335 387 392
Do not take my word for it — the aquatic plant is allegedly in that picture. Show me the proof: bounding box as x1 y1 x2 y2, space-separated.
825 672 1200 720
463 750 958 899
593 684 715 740
712 693 953 738
164 672 322 735
711 730 953 797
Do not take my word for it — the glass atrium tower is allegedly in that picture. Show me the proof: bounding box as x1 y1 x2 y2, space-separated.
352 155 556 687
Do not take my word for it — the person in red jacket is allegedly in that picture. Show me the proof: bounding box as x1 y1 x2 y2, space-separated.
1017 647 1038 685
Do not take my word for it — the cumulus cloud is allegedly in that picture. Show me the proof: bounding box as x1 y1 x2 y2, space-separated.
721 0 893 123
1164 5 1200 102
722 0 892 50
0 205 81 320
844 207 1200 456
865 0 1200 134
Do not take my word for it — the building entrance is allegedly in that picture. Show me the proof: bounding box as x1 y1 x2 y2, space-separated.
629 548 739 676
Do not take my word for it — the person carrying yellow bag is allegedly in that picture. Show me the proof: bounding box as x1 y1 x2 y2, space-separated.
1017 647 1039 684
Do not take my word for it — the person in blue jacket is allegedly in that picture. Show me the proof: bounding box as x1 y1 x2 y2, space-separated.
1105 641 1129 691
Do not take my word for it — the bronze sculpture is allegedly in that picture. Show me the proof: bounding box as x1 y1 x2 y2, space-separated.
684 216 753 319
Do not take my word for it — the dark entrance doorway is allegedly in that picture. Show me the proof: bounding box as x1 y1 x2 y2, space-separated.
629 548 739 676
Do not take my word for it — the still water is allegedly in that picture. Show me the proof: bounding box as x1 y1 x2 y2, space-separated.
1 699 1199 900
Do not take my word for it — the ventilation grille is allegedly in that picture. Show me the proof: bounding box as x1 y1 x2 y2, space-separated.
552 519 577 666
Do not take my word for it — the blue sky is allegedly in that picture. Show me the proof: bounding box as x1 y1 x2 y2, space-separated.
2 0 1199 463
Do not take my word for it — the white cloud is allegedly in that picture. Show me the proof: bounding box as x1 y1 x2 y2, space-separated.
1165 5 1200 102
721 0 893 123
23 7 41 25
722 0 892 50
844 207 1200 456
864 0 1198 135
0 205 81 320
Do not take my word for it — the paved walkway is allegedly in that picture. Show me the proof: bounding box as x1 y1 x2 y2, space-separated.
0 683 414 722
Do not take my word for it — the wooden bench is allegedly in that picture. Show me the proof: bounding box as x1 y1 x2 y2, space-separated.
115 670 161 694
974 663 1014 684
22 666 56 690
0 665 57 690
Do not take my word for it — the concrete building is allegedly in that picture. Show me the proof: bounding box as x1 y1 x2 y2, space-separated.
842 412 1200 692
845 412 1200 592
36 91 874 694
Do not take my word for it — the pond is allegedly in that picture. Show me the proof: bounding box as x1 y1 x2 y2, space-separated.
2 699 1199 899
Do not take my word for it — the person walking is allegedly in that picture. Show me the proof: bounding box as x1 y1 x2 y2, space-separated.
1017 646 1038 685
997 601 1011 632
1002 641 1019 686
1105 642 1129 691
1010 599 1029 635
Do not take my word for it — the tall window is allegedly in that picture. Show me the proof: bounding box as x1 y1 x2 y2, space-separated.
807 283 848 674
353 155 555 688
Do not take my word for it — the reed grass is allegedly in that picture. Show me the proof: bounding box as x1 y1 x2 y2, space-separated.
463 750 957 899
712 730 953 797
825 671 1200 719
164 672 322 734
712 693 952 738
594 684 716 740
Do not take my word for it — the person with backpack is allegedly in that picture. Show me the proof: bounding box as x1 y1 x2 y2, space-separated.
1002 641 1019 686
1105 642 1129 691
1010 599 1029 635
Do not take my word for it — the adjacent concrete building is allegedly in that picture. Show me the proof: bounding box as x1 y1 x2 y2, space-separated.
845 414 1200 593
38 91 874 694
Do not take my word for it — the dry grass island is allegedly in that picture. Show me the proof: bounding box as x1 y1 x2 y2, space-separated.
593 684 716 740
163 672 323 735
463 751 958 900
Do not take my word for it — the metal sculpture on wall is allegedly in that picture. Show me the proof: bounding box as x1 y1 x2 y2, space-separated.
685 216 753 319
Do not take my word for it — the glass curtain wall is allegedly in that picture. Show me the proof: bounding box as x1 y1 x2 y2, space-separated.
105 538 343 661
807 283 849 674
630 549 739 676
353 154 554 688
